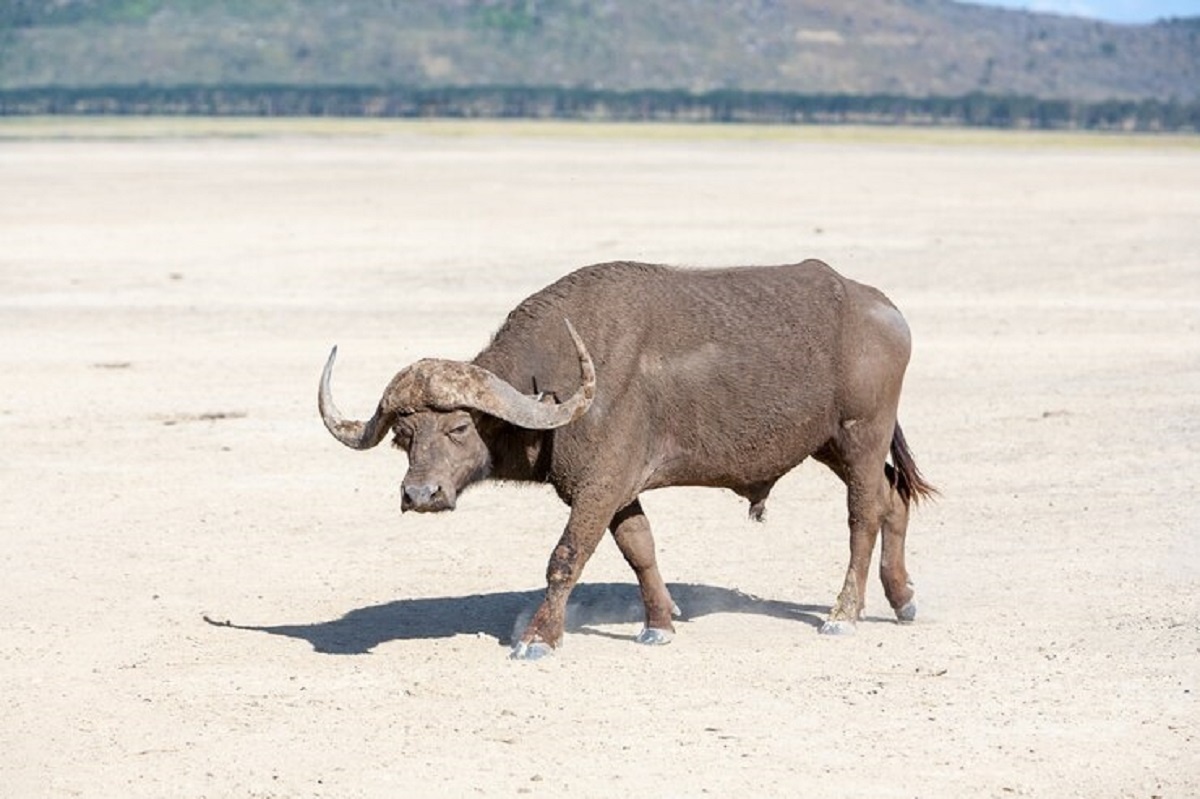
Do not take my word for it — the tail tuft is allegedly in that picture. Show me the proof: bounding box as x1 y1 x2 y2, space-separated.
889 423 938 506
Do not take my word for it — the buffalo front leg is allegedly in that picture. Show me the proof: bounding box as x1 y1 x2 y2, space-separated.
610 499 677 646
511 497 614 660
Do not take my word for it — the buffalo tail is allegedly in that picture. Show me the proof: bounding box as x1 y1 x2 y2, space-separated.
888 423 938 507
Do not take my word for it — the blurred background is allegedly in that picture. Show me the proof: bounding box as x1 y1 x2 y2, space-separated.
1 0 1197 129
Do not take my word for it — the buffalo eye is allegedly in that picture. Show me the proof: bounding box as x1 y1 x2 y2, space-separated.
447 421 472 441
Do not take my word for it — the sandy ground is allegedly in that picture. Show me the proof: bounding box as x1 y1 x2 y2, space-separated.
1 120 1197 797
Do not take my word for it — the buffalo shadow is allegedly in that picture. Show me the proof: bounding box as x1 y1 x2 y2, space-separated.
203 582 828 655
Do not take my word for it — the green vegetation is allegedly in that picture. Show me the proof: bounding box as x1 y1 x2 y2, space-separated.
1 85 1196 132
471 0 546 36
0 0 288 27
2 0 165 27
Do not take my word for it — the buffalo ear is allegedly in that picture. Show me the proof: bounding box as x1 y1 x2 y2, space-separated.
530 375 558 405
472 411 503 437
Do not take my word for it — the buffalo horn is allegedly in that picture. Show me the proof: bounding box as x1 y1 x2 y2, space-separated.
318 319 596 445
379 318 596 430
318 346 394 450
417 319 595 429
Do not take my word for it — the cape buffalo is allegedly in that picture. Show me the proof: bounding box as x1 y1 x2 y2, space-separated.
319 259 935 659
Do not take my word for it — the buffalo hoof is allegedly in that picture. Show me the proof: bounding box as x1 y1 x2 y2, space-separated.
510 641 554 661
635 627 673 646
819 619 857 636
896 598 918 623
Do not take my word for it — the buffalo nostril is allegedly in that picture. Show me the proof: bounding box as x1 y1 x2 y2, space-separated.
402 484 439 509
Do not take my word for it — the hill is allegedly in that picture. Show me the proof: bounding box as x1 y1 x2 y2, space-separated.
1 0 1198 102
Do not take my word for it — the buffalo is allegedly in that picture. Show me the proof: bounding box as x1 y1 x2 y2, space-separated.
319 259 935 659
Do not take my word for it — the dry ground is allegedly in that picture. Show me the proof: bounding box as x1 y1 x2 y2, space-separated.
1 119 1197 797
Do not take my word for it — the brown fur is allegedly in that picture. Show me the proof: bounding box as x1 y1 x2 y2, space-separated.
322 259 934 652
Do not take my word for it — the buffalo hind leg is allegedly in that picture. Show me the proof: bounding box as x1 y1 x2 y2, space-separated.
816 434 891 635
880 478 917 622
821 476 887 634
511 495 615 660
610 498 677 645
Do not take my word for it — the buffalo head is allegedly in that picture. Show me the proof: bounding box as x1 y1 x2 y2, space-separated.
318 319 595 513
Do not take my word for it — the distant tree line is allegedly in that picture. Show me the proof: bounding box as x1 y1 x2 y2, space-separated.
2 85 1197 131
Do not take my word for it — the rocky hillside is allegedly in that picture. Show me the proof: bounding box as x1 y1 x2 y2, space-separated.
2 0 1198 101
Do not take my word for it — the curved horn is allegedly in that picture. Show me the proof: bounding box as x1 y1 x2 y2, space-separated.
318 346 394 450
484 318 595 429
381 319 596 430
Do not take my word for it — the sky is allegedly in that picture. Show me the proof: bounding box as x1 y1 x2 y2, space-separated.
967 0 1200 22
